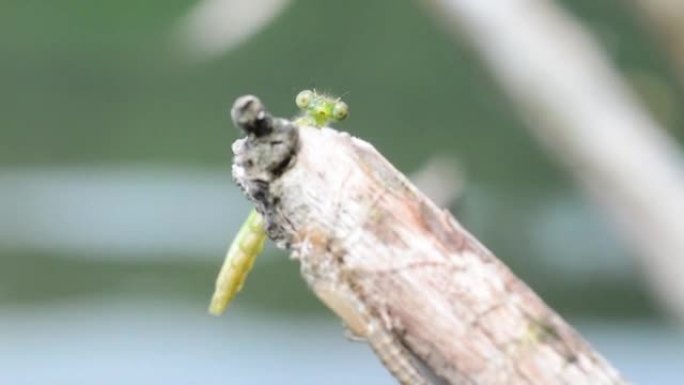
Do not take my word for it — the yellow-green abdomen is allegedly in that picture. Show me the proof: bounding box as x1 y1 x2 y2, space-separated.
209 209 267 315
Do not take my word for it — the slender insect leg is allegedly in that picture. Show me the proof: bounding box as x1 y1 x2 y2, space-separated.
209 208 266 315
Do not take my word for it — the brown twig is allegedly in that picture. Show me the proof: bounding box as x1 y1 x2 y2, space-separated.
229 95 627 385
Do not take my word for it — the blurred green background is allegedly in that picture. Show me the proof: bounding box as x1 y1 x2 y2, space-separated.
1 0 683 384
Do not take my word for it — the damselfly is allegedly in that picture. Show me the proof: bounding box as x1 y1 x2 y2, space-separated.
209 90 349 315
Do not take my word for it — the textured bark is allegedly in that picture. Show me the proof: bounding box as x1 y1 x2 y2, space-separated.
230 96 628 385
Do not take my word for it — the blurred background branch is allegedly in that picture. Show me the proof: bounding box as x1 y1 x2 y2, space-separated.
419 0 684 325
174 0 291 60
631 0 684 87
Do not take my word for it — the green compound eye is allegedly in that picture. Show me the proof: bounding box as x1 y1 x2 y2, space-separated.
294 89 349 128
332 101 349 121
295 90 314 109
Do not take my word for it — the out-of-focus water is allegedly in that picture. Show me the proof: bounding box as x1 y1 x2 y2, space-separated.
0 166 247 260
1 300 681 385
0 300 394 385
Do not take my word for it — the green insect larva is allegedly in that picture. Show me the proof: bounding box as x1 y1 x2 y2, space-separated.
209 90 349 316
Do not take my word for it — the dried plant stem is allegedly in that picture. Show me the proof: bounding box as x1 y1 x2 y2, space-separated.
229 95 627 385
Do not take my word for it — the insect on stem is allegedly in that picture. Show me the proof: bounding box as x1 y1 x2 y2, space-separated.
209 90 349 316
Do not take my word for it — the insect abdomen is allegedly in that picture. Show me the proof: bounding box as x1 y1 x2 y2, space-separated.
209 209 266 315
